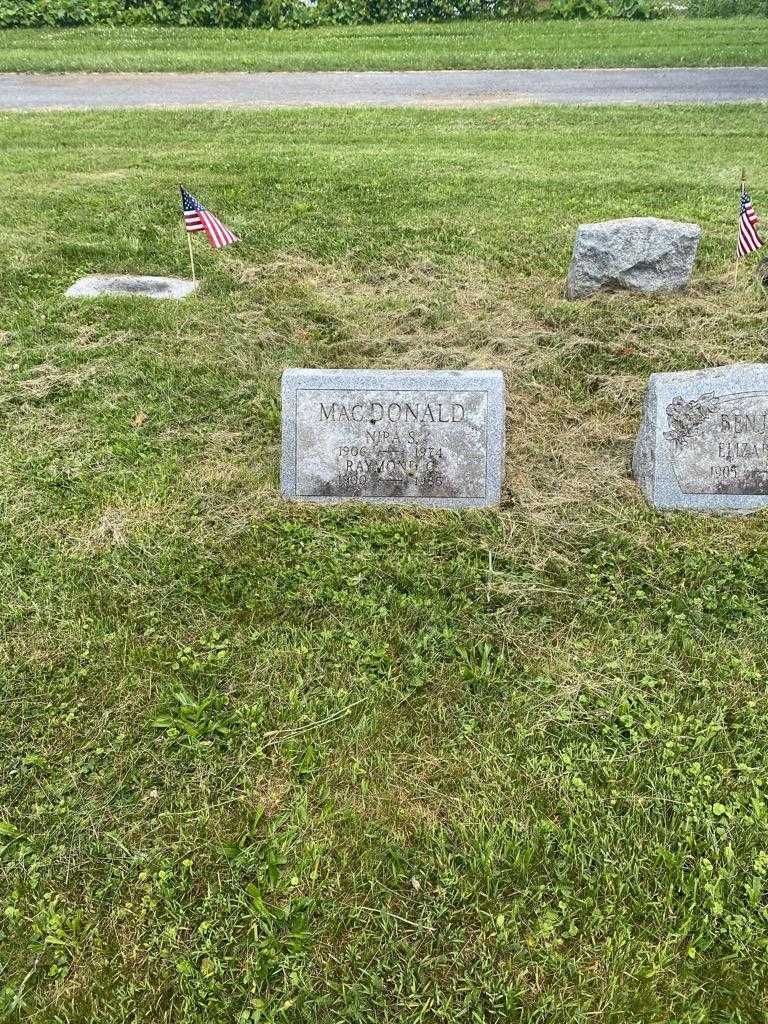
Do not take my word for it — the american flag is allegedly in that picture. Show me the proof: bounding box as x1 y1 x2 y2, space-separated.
180 186 239 250
737 183 763 257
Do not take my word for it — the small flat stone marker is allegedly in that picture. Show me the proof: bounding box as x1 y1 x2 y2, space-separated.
66 275 198 300
566 217 700 299
281 368 505 507
633 363 768 513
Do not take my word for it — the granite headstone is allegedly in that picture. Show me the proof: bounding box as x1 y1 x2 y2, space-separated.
633 363 768 513
281 368 505 507
566 217 701 300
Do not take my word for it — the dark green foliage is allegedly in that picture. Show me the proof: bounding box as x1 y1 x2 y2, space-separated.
0 0 538 28
1 0 765 27
548 0 612 18
0 0 685 29
549 0 667 17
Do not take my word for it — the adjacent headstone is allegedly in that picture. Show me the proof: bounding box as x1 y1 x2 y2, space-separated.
633 363 768 513
281 368 505 507
66 275 198 300
566 217 701 300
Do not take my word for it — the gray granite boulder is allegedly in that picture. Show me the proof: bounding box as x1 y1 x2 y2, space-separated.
66 275 198 300
633 363 768 514
566 217 700 299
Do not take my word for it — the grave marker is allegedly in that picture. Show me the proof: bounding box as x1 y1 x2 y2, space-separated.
66 275 198 300
566 217 700 299
281 368 505 507
633 363 768 513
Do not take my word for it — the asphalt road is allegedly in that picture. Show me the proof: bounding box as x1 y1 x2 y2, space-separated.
2 66 768 110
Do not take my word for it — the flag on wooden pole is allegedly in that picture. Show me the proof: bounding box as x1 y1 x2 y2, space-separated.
737 178 763 257
180 186 239 250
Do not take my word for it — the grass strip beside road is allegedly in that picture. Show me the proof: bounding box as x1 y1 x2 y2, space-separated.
1 17 768 73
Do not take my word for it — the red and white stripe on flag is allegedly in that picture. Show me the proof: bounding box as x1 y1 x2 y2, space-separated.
738 185 763 257
199 210 239 249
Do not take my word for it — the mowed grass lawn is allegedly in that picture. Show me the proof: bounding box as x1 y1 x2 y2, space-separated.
3 17 768 72
2 105 768 1023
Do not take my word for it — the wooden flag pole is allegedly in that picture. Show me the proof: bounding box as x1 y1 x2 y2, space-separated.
187 231 196 282
180 183 196 283
735 168 746 287
187 231 196 283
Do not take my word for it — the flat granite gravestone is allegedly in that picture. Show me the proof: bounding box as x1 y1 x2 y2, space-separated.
66 275 198 300
633 363 768 513
281 368 505 507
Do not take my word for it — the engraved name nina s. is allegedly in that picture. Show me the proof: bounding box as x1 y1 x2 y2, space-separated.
319 400 465 425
